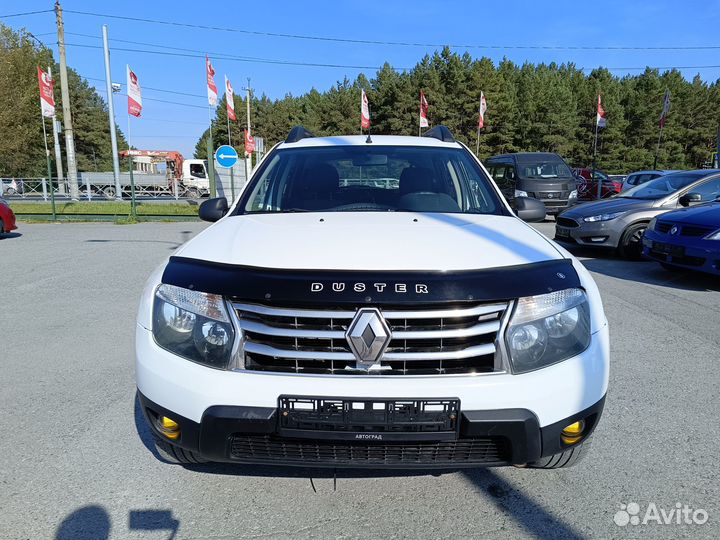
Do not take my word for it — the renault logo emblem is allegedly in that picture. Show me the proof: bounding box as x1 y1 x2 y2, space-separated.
346 308 392 370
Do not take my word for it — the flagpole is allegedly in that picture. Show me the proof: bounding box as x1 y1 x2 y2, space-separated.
40 113 56 221
476 128 480 157
653 126 664 170
593 120 601 200
418 93 421 137
126 111 137 218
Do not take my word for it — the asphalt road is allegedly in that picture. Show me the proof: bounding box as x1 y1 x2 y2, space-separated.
1 221 718 540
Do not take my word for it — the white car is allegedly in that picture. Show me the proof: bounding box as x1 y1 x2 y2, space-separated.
136 126 609 469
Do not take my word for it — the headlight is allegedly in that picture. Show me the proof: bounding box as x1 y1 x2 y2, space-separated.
705 229 720 240
505 288 591 374
583 211 625 222
568 190 578 200
647 217 657 231
514 189 528 198
152 283 236 368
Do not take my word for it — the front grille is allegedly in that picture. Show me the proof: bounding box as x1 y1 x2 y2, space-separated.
681 225 715 237
536 191 570 200
229 434 510 466
655 221 673 233
655 221 714 237
556 217 579 228
233 302 508 375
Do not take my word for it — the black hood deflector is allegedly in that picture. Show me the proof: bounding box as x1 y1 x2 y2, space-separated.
161 257 581 306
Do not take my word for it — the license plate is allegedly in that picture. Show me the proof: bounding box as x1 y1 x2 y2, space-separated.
556 226 571 239
277 396 460 441
653 242 684 257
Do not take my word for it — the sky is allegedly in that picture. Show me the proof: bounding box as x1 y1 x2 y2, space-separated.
3 0 720 159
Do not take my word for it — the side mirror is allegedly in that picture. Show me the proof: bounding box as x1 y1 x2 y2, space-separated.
515 196 546 222
678 192 702 207
198 197 228 222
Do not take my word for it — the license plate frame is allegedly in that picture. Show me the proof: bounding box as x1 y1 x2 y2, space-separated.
277 396 461 442
555 226 571 239
653 241 685 257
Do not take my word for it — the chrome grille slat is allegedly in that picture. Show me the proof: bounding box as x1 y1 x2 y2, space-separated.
235 301 508 375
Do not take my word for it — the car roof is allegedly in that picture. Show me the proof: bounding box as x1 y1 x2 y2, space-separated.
277 135 462 149
664 169 720 178
628 169 679 175
486 152 560 161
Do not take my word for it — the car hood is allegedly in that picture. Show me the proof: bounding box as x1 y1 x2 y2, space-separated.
175 212 562 271
562 197 656 217
656 202 720 227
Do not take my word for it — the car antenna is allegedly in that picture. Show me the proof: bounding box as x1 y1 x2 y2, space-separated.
365 133 372 144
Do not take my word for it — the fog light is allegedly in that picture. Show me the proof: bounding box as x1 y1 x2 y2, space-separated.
158 415 181 440
589 237 608 243
561 419 585 445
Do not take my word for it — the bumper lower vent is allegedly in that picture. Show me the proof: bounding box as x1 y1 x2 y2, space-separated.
229 434 510 466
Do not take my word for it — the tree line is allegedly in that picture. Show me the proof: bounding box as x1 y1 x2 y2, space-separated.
2 21 717 178
200 47 720 174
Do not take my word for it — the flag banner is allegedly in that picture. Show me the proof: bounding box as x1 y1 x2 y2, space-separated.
127 65 142 118
37 67 55 117
245 130 256 154
478 91 487 129
596 94 606 128
206 56 218 106
659 89 671 128
420 91 429 128
225 75 236 121
361 89 370 129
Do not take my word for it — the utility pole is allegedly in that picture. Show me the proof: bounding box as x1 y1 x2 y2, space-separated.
102 25 122 200
48 67 64 194
243 78 252 182
55 1 79 200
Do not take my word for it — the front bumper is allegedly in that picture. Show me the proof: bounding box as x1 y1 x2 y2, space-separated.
138 390 605 468
643 231 720 276
554 217 623 248
136 321 609 468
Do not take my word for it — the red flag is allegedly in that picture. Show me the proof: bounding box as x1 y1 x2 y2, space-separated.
360 89 370 129
596 94 606 128
419 91 429 128
225 75 236 121
206 56 218 106
244 130 255 154
659 89 671 128
478 91 487 129
127 65 142 117
37 66 55 117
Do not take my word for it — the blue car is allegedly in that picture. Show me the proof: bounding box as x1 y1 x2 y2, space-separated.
643 200 720 275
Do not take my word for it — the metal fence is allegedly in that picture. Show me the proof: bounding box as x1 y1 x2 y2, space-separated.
1 165 247 202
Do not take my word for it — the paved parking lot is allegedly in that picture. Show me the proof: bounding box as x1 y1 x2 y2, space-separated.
1 222 718 540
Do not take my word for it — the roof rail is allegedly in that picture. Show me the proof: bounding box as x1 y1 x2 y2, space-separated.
285 126 315 143
422 125 455 143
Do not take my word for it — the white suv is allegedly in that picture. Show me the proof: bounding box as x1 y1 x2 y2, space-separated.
136 126 609 469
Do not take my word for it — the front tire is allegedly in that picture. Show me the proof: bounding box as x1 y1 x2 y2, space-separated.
528 438 593 469
618 223 647 259
153 435 208 465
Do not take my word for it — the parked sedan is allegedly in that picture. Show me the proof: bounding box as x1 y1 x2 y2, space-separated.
0 197 17 234
643 201 720 276
555 170 720 258
621 170 678 192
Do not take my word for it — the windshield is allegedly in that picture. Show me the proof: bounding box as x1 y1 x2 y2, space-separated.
619 173 700 199
240 146 505 215
516 158 572 180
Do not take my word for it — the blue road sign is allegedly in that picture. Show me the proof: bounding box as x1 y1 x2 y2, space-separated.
214 145 239 168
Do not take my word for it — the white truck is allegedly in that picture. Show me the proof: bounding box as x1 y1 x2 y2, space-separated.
79 150 244 199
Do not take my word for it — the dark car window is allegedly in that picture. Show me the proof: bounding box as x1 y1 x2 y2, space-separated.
240 146 505 215
620 173 705 200
689 178 720 201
